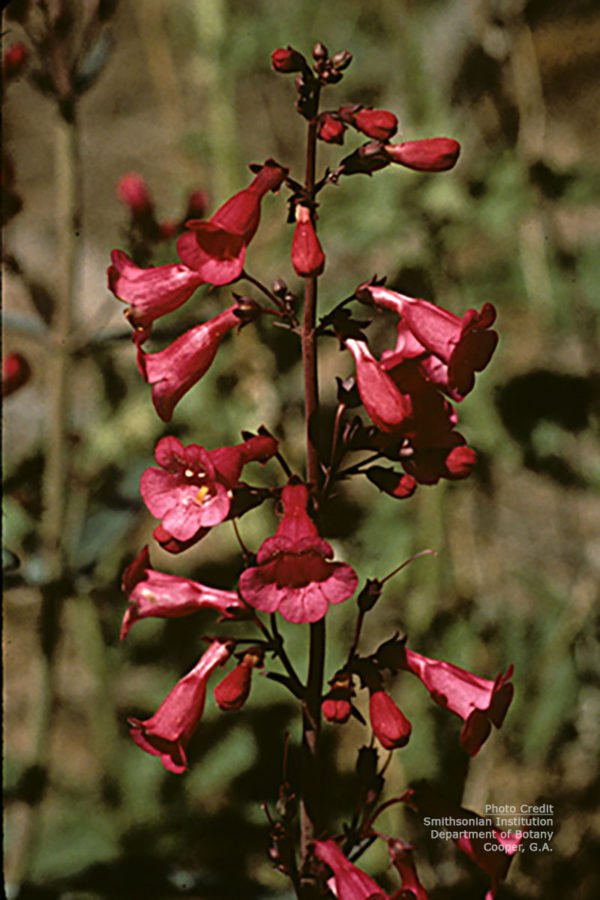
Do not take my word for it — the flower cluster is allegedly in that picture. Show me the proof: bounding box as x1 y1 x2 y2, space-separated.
109 40 517 900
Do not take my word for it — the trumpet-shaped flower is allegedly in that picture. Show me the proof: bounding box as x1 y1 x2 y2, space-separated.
177 160 288 285
239 481 358 623
313 840 388 900
345 338 410 433
366 285 498 398
128 639 232 773
402 648 514 755
137 305 239 421
120 545 249 640
140 434 278 542
384 138 461 172
291 205 326 277
107 250 205 334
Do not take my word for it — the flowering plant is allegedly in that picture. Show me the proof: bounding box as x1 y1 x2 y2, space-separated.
109 42 516 899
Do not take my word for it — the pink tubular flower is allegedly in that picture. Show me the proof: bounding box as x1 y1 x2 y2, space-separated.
141 434 277 542
402 648 514 755
387 839 429 900
291 205 326 277
107 249 205 334
239 481 358 624
366 285 498 398
137 305 239 421
120 545 249 640
313 840 388 900
128 639 232 774
3 351 31 397
176 160 288 286
385 138 461 172
345 339 410 432
369 689 412 750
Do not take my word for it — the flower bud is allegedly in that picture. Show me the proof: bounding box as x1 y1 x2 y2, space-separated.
214 650 262 711
271 46 307 73
117 173 153 215
445 445 477 479
184 188 208 219
366 466 417 499
331 50 353 71
357 578 383 613
385 138 461 172
317 112 346 145
353 108 398 141
312 41 328 62
291 206 325 277
369 689 412 749
322 672 354 724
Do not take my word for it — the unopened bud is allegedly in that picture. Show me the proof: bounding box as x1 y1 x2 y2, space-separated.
331 50 353 71
366 466 417 499
233 295 262 325
3 43 28 80
271 46 307 74
214 651 261 712
117 173 153 216
357 578 383 613
271 278 288 297
312 41 328 62
369 689 412 750
317 112 346 145
185 188 208 219
385 138 461 172
3 352 31 397
353 108 398 142
291 206 325 277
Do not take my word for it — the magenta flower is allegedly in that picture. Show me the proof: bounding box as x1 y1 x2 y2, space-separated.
176 160 288 286
128 639 232 774
402 648 514 755
384 138 461 172
239 481 358 624
120 545 249 640
317 112 347 145
137 305 239 421
367 285 498 398
107 250 205 334
345 338 410 433
291 205 326 277
369 689 412 750
271 46 307 74
313 840 388 900
351 107 398 142
140 434 278 543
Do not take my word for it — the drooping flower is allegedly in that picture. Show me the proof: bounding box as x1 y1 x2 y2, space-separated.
291 205 325 277
369 689 412 750
2 351 31 397
128 639 232 774
107 249 205 334
313 840 388 900
120 545 249 640
384 138 461 172
345 338 410 433
366 285 498 398
387 839 429 900
137 305 240 421
402 648 514 755
140 434 278 543
366 467 417 500
239 481 358 624
213 648 263 711
176 160 288 286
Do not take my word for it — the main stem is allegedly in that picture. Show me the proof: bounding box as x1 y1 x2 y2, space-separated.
299 104 326 898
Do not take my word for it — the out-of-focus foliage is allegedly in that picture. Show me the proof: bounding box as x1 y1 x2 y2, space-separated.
3 0 600 898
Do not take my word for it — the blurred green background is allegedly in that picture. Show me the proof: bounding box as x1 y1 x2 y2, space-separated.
3 0 600 897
